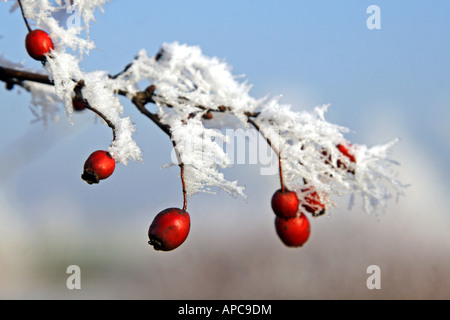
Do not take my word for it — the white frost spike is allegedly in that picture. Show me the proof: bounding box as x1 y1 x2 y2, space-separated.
352 139 406 215
119 42 266 126
44 50 83 119
70 0 109 27
169 112 245 200
155 42 256 111
27 82 61 126
0 49 62 125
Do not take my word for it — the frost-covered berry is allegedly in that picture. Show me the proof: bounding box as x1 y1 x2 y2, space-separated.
337 143 356 163
25 29 54 61
148 208 190 251
271 188 299 218
275 212 311 247
301 187 326 217
202 111 213 120
72 98 85 111
81 150 115 184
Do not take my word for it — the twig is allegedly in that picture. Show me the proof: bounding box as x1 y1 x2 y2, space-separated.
127 87 171 137
108 62 133 80
246 116 279 157
247 116 286 191
123 85 188 210
73 80 116 141
17 0 32 33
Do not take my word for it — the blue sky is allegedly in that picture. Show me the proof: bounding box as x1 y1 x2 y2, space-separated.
0 1 449 299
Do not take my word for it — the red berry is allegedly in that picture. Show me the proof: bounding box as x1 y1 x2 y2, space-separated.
301 187 326 217
202 111 213 120
25 29 54 61
337 143 356 163
275 212 311 247
81 150 115 184
72 98 85 111
148 208 191 251
271 189 299 218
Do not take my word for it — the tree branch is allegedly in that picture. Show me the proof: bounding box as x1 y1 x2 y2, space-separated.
0 66 53 87
0 62 288 193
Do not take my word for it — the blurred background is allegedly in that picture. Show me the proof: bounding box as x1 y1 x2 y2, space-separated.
0 0 449 299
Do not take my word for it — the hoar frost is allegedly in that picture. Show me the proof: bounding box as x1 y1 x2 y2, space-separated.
2 0 406 215
115 41 406 213
5 0 141 165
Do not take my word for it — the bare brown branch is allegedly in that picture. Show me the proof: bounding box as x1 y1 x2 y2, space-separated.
0 66 53 87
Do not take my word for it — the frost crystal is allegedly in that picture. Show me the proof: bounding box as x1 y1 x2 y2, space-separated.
116 42 406 212
2 1 406 214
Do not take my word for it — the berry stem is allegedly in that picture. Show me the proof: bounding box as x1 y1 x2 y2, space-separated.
73 80 117 141
84 104 117 141
17 0 32 33
247 116 286 192
180 163 188 212
171 140 188 211
278 154 285 193
246 117 279 156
